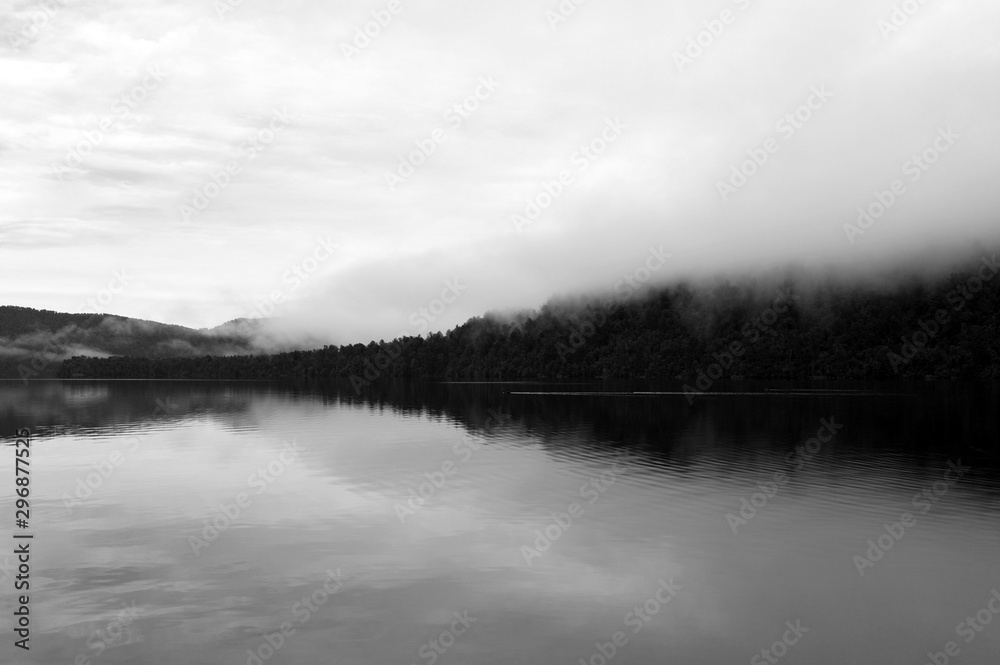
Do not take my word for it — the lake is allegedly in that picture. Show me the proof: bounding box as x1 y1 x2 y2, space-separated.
1 379 999 665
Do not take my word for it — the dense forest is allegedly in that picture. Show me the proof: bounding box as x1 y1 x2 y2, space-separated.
57 255 1000 383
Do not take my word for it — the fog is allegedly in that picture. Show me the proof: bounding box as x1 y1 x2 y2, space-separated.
1 0 998 345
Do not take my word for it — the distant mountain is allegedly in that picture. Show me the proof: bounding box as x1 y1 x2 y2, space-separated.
8 249 1000 383
0 306 261 379
201 317 263 337
56 250 1000 383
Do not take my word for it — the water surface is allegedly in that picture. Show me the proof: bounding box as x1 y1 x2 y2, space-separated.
1 379 998 664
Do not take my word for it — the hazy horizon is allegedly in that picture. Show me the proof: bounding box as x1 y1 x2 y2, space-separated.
2 0 999 346
3 241 997 349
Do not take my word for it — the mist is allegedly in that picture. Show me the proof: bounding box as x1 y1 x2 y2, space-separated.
1 0 998 347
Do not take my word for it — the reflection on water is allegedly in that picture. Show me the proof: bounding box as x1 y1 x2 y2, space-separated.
0 379 998 664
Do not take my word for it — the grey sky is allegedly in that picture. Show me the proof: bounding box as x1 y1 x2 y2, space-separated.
1 0 998 344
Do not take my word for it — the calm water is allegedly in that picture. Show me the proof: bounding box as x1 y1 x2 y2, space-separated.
1 379 999 665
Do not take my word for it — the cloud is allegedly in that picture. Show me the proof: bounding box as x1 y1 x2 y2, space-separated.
0 0 998 343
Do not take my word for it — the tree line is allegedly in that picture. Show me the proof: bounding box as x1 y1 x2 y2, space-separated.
58 258 1000 383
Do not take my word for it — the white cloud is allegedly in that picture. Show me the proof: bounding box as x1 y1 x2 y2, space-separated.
1 0 998 341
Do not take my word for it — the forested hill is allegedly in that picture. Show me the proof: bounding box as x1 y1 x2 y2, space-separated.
58 254 1000 382
0 306 258 379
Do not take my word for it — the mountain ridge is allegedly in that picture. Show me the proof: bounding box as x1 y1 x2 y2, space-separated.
49 251 1000 382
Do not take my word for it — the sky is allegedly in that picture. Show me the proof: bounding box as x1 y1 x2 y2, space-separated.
1 0 999 345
